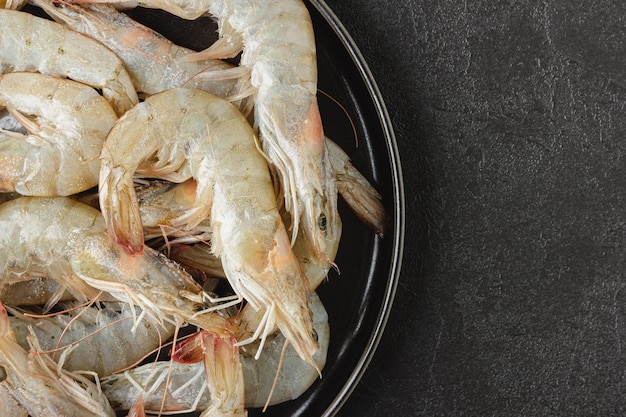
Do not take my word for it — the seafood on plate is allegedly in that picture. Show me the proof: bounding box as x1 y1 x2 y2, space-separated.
0 8 138 115
0 72 117 196
99 87 319 369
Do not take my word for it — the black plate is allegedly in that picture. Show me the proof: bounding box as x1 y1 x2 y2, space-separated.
123 1 404 416
23 0 403 415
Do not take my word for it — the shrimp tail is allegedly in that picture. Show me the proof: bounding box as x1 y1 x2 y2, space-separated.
201 331 247 417
99 156 144 254
183 20 243 62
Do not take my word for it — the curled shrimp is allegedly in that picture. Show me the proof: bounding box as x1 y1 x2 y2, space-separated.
0 8 139 116
33 0 247 101
0 382 28 417
99 87 319 367
8 301 176 377
0 196 233 336
65 0 340 268
0 72 118 196
0 302 116 417
102 292 329 412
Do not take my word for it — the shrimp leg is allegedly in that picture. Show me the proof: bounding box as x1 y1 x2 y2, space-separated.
102 292 329 411
0 302 116 417
99 87 319 368
0 72 117 196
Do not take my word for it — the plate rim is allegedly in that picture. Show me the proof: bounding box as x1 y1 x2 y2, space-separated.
307 1 406 415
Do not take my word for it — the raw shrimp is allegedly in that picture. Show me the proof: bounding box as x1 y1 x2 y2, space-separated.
0 72 118 196
1 0 26 10
0 196 233 336
66 0 340 269
173 330 247 417
194 0 341 272
0 303 116 417
0 278 74 308
99 87 319 367
0 8 138 115
101 292 329 411
0 383 28 417
327 137 388 236
33 0 246 100
8 301 176 377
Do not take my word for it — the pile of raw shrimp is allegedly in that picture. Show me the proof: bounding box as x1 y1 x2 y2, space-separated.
0 0 386 415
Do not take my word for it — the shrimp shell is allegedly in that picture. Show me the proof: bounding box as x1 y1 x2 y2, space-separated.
0 8 138 115
99 87 319 368
8 301 176 377
0 72 118 196
33 0 245 100
101 292 329 411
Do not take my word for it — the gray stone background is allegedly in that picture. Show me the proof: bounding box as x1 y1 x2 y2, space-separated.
325 1 626 416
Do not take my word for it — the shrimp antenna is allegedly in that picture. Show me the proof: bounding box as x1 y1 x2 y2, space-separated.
114 331 196 375
23 292 103 319
158 318 183 417
263 339 290 412
318 88 359 147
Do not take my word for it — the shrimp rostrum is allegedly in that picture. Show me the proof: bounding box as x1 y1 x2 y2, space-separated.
99 87 319 368
64 0 341 269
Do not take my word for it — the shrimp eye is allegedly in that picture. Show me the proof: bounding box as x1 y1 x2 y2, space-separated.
312 329 319 342
318 214 327 232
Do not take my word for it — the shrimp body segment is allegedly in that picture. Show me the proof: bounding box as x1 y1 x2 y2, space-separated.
34 0 242 99
99 87 318 367
203 0 340 270
9 302 176 377
0 8 138 115
65 0 340 268
0 72 118 196
102 292 329 412
0 303 116 417
0 196 229 335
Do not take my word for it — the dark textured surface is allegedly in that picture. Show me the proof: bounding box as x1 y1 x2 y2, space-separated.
325 1 626 416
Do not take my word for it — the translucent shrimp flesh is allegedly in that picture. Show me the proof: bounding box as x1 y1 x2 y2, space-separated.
0 196 234 336
101 292 329 411
0 302 116 417
98 87 319 367
8 301 176 377
33 0 246 100
0 9 138 116
0 72 118 196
